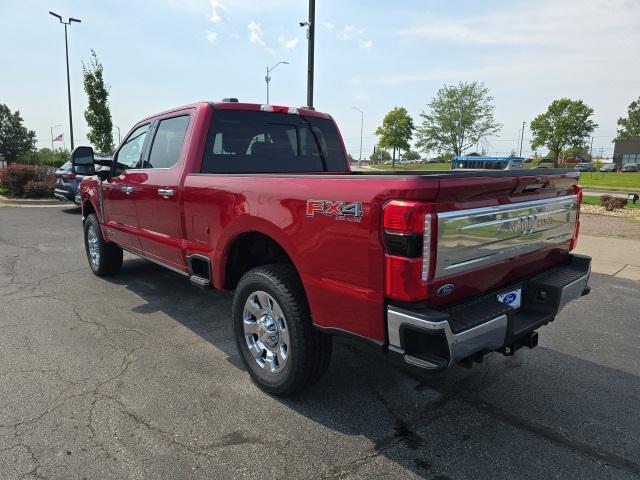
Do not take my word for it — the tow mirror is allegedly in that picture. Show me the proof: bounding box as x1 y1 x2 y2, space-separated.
71 146 95 175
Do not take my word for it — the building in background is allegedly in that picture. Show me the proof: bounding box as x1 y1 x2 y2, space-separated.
613 139 640 167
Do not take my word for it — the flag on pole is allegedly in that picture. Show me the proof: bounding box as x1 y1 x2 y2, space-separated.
53 133 63 142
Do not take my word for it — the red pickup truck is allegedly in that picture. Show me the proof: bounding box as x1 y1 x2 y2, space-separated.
73 100 591 395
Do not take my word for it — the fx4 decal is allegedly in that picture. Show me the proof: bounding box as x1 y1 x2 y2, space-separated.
306 200 363 222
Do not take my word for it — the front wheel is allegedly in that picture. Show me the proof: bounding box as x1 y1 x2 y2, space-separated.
83 214 123 276
232 264 332 396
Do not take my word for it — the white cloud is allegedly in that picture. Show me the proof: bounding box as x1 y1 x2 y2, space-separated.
278 35 299 50
397 0 640 49
204 29 218 43
322 21 335 30
207 0 226 23
248 20 265 46
359 39 373 50
339 24 364 41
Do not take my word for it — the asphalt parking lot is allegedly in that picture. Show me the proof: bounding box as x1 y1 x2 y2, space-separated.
1 206 639 480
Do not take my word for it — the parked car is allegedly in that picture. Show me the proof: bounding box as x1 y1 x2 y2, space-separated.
73 100 591 396
574 162 595 172
599 163 617 172
622 164 638 172
55 158 111 205
54 161 81 204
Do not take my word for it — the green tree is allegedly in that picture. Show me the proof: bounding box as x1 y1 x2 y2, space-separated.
24 148 71 167
375 106 414 167
416 81 501 157
82 50 114 155
616 96 640 140
0 104 36 162
530 98 597 167
403 149 420 161
563 145 590 161
369 146 391 163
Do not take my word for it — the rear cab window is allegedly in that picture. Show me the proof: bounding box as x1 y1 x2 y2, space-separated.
201 110 347 173
146 115 190 169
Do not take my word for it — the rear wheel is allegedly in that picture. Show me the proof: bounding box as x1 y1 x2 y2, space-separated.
232 264 332 396
83 214 123 276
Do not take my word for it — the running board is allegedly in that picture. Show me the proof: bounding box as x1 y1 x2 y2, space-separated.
189 275 211 289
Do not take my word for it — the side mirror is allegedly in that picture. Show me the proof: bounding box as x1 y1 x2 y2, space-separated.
71 146 95 175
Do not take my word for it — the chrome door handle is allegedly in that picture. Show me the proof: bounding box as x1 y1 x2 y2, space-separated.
121 185 133 195
157 188 175 198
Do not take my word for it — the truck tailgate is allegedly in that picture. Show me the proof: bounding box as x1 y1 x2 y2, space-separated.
425 172 580 308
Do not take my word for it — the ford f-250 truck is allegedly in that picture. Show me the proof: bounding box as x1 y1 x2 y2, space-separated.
72 100 591 395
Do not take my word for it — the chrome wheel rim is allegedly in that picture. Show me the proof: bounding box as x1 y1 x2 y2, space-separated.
87 225 100 267
242 291 290 373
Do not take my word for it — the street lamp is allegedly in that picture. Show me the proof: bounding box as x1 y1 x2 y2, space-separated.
265 61 289 104
50 124 62 150
519 121 526 157
49 11 81 151
114 125 122 144
352 107 363 167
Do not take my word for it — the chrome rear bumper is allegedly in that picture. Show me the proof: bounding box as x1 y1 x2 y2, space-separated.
387 254 591 370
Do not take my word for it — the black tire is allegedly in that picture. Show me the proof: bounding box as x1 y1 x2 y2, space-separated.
232 264 332 396
83 214 123 277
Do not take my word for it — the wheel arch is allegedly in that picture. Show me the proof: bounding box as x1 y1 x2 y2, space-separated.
221 231 301 290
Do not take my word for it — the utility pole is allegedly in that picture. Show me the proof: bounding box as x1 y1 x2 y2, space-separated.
352 107 363 167
49 11 81 151
300 0 315 109
589 136 594 160
519 121 526 157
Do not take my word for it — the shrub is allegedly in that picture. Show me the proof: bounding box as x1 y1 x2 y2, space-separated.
0 164 54 197
23 180 54 199
600 194 627 211
0 164 38 197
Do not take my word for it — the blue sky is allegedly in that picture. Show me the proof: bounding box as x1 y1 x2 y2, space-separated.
1 0 638 159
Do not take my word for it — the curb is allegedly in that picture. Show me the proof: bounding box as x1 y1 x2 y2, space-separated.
0 195 72 206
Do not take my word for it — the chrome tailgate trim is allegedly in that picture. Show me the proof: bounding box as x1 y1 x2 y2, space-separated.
435 195 578 278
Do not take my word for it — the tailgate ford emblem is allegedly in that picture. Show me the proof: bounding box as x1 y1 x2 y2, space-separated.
437 284 455 297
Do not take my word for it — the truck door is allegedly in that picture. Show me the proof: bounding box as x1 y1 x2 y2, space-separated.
134 114 191 270
103 123 151 252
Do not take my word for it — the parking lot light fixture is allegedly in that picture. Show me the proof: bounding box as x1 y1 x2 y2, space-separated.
265 61 289 104
49 11 81 150
352 107 363 167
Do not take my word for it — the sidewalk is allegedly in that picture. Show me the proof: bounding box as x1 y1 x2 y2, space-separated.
575 235 640 281
583 190 631 199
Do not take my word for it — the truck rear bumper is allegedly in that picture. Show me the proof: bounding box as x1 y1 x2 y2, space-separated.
387 254 591 370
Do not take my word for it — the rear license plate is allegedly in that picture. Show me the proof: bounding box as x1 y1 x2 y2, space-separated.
497 288 522 309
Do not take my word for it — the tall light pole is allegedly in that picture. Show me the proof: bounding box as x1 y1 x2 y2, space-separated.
50 124 62 151
352 106 363 166
114 125 122 144
300 0 315 109
49 11 81 151
265 61 289 104
519 121 526 157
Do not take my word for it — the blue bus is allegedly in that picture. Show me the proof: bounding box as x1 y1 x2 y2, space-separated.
452 156 525 170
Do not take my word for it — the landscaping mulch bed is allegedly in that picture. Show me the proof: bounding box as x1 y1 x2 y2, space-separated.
581 204 640 218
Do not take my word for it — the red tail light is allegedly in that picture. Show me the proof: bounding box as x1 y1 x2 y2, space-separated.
382 200 435 302
61 172 76 179
569 184 582 251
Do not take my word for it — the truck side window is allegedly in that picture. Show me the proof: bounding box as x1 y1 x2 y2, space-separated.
146 115 190 169
115 124 150 171
201 110 348 173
